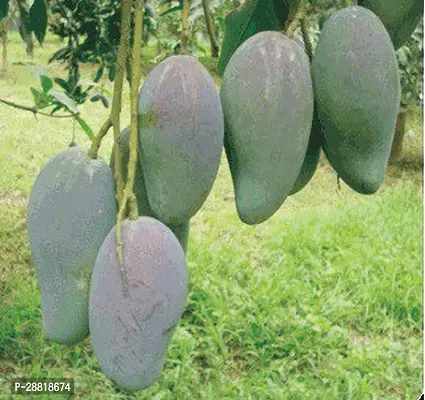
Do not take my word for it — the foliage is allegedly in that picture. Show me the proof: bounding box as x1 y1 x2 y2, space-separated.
0 0 9 20
155 0 225 56
29 0 47 44
2 0 47 48
48 0 121 108
217 0 289 76
397 20 423 110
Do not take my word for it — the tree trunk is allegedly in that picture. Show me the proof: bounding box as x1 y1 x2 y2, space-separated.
390 111 407 163
181 0 190 54
1 17 8 72
202 0 219 58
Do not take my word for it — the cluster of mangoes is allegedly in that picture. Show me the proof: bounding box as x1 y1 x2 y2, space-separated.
28 55 224 390
27 0 421 391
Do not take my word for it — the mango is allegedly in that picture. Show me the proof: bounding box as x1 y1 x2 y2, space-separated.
89 217 188 390
27 146 116 344
220 31 314 224
312 6 401 194
138 55 224 226
110 127 190 252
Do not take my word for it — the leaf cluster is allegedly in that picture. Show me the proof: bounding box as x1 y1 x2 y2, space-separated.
397 21 423 109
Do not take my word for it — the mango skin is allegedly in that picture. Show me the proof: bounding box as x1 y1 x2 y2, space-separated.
312 6 401 195
27 146 116 344
110 127 190 252
89 217 188 391
358 0 423 49
138 55 224 226
290 108 323 195
220 31 314 225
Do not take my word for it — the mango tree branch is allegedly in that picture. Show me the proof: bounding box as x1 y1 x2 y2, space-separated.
0 98 76 118
285 0 308 38
88 118 112 159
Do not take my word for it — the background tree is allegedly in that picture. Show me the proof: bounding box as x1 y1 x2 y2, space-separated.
391 21 423 162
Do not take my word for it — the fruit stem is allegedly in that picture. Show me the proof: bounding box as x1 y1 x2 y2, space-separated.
111 0 132 216
88 118 112 159
301 18 313 61
285 0 308 38
181 0 191 54
106 0 132 288
115 1 144 295
118 0 144 224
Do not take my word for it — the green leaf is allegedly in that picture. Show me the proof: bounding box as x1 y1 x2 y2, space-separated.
108 66 116 82
94 64 104 83
54 78 69 91
0 0 9 21
30 87 41 105
90 93 110 108
29 64 53 92
40 75 53 93
74 115 95 140
50 89 79 114
160 5 182 17
217 16 226 36
217 0 292 76
29 0 48 45
50 104 64 115
48 47 72 64
30 87 51 109
16 1 32 49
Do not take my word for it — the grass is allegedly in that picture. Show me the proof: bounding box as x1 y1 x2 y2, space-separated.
0 32 423 399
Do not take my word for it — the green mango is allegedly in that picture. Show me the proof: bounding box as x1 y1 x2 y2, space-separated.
138 55 223 227
221 31 314 225
110 127 190 252
27 146 116 344
89 217 188 390
312 6 401 195
290 108 323 195
358 0 423 49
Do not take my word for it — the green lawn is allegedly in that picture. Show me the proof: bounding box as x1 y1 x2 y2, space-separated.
0 33 423 399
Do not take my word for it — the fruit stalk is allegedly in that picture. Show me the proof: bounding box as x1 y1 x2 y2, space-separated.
88 118 112 159
115 0 144 289
286 0 308 38
300 18 313 61
118 0 144 223
202 0 219 57
111 0 132 214
104 0 132 295
181 0 190 54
